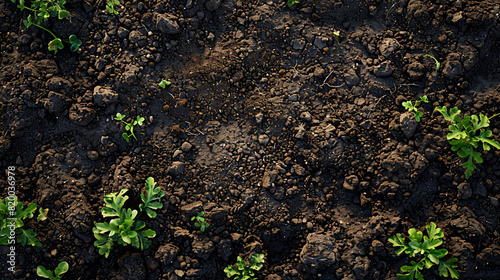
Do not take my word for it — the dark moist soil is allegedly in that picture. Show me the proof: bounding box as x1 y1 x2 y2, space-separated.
1 0 500 279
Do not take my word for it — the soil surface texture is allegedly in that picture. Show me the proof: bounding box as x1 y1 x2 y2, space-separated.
1 0 500 279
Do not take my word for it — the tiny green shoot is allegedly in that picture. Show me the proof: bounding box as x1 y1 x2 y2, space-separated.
402 95 429 122
435 106 500 179
389 222 459 280
425 54 441 74
191 211 210 232
224 254 265 280
106 0 121 15
37 261 69 280
286 0 299 8
159 79 171 89
114 113 145 142
333 30 341 45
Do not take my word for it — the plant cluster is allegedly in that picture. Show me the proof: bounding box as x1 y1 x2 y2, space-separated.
93 177 164 258
10 0 82 53
0 196 43 247
114 113 145 142
191 211 210 232
435 106 500 179
224 254 265 280
389 222 459 280
402 95 429 122
106 0 121 15
37 261 69 280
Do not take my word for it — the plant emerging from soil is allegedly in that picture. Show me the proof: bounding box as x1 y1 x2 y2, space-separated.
37 261 69 280
224 254 265 280
114 113 145 142
403 95 429 122
424 54 440 74
286 0 299 7
159 79 171 88
93 177 165 258
10 0 82 53
106 0 121 15
435 106 500 179
389 222 459 280
0 196 43 247
191 211 209 232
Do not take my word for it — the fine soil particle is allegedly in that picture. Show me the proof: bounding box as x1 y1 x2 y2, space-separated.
1 0 500 279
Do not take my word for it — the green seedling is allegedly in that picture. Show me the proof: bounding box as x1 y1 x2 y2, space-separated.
286 0 299 7
10 0 82 53
37 261 69 280
389 222 459 280
0 196 42 247
106 0 121 15
191 211 210 232
435 106 500 179
424 54 440 74
224 254 265 280
114 113 145 142
93 177 165 258
402 95 429 122
333 30 341 45
159 79 171 89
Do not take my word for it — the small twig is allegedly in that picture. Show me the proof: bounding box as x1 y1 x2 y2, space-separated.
320 69 345 88
367 95 386 118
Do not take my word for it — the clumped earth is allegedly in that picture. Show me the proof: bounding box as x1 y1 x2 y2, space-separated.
1 0 500 279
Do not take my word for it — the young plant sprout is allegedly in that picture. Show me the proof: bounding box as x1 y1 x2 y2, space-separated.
106 0 121 15
424 54 440 74
435 106 500 179
114 113 145 142
402 95 429 122
389 222 459 280
159 79 171 89
11 0 82 53
37 261 69 280
286 0 299 7
191 211 210 232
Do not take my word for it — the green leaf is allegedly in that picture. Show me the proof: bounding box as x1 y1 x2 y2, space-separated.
388 233 411 255
439 258 459 279
159 79 171 88
115 113 125 121
224 266 239 277
436 106 461 123
18 228 42 247
137 116 145 126
37 207 48 222
58 9 70 19
286 0 299 7
69 35 82 52
48 38 64 54
402 101 415 111
408 228 422 242
122 133 130 142
37 266 55 279
23 15 33 28
463 156 476 179
54 261 69 277
415 111 423 122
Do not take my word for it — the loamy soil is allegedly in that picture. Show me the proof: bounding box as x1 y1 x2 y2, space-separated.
1 0 500 279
